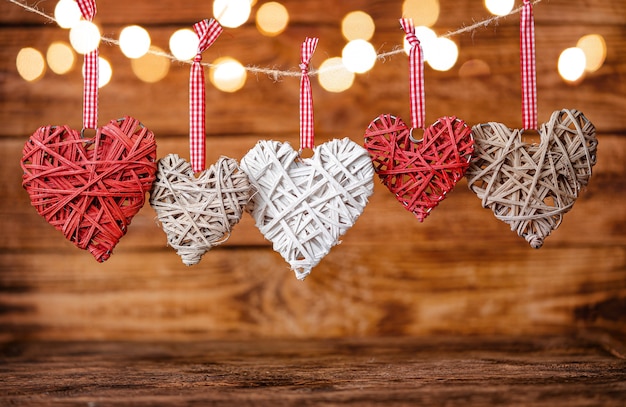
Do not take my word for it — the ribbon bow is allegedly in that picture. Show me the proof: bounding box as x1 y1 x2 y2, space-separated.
189 19 223 172
299 37 319 150
399 18 425 130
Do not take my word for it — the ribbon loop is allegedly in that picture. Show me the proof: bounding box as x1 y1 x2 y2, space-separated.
299 37 319 151
399 18 425 130
77 0 98 130
521 0 537 130
189 19 223 172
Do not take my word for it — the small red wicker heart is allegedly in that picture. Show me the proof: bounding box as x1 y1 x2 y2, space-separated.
21 116 157 262
364 114 474 221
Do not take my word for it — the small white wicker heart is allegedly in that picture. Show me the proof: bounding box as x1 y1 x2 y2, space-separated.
150 154 250 266
240 138 375 280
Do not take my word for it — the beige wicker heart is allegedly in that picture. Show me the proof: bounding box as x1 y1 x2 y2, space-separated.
240 138 375 280
466 109 597 248
150 154 250 265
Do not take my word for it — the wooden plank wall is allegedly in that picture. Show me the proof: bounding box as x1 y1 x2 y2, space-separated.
0 0 625 342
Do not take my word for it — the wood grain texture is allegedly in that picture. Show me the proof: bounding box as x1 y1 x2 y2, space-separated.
1 337 625 406
0 0 625 343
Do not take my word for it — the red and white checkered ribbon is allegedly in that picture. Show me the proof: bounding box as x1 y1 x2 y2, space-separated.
400 18 425 130
520 0 537 130
299 37 318 150
77 0 98 130
190 19 223 172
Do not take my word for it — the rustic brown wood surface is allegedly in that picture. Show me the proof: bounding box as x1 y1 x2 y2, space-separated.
0 0 625 347
1 336 626 406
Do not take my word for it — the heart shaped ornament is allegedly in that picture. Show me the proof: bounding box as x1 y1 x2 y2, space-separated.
21 116 157 262
466 109 597 248
364 114 474 221
240 138 375 280
150 154 251 266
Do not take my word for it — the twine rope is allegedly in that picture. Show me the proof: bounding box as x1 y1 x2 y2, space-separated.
6 0 544 80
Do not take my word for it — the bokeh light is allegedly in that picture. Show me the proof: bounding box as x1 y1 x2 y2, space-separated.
427 37 458 71
97 57 112 88
213 0 251 28
16 47 46 82
576 34 606 73
256 2 289 36
119 25 151 59
402 0 440 27
69 20 101 54
131 46 170 83
46 42 75 75
484 0 515 16
210 57 247 92
54 0 82 29
342 11 375 41
169 29 199 61
342 39 377 74
558 47 586 82
318 57 355 93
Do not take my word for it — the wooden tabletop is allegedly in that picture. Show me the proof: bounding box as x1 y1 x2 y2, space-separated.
2 336 625 406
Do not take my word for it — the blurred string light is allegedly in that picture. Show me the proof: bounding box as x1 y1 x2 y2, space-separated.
69 20 101 54
97 57 112 88
210 57 247 92
484 0 515 16
318 57 355 92
402 0 440 27
16 47 45 81
342 39 377 74
577 34 606 73
131 46 170 83
342 11 375 41
256 2 289 36
213 0 251 28
54 0 81 29
558 47 586 83
119 25 151 59
169 29 199 61
46 41 75 75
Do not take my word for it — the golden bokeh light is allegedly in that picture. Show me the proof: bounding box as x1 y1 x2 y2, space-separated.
169 29 199 61
46 42 75 75
558 47 586 83
577 34 606 73
54 0 81 29
402 0 440 27
16 47 46 82
213 0 251 28
341 11 375 41
318 57 355 93
484 0 515 16
210 57 247 92
119 25 151 59
69 20 101 54
342 39 377 74
131 46 170 83
256 2 289 36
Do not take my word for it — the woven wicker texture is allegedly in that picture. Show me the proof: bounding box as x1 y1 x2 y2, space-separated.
21 117 157 262
364 114 474 222
240 138 374 280
150 154 250 266
466 109 597 248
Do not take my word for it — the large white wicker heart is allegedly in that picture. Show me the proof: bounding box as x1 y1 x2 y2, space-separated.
150 154 250 266
240 138 375 280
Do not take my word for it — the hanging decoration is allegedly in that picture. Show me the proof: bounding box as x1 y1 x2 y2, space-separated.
465 0 598 248
363 18 474 222
240 37 375 280
150 19 250 266
20 0 157 262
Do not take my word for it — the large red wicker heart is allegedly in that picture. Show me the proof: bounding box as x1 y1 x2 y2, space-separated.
466 109 597 248
21 116 157 262
364 114 474 221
